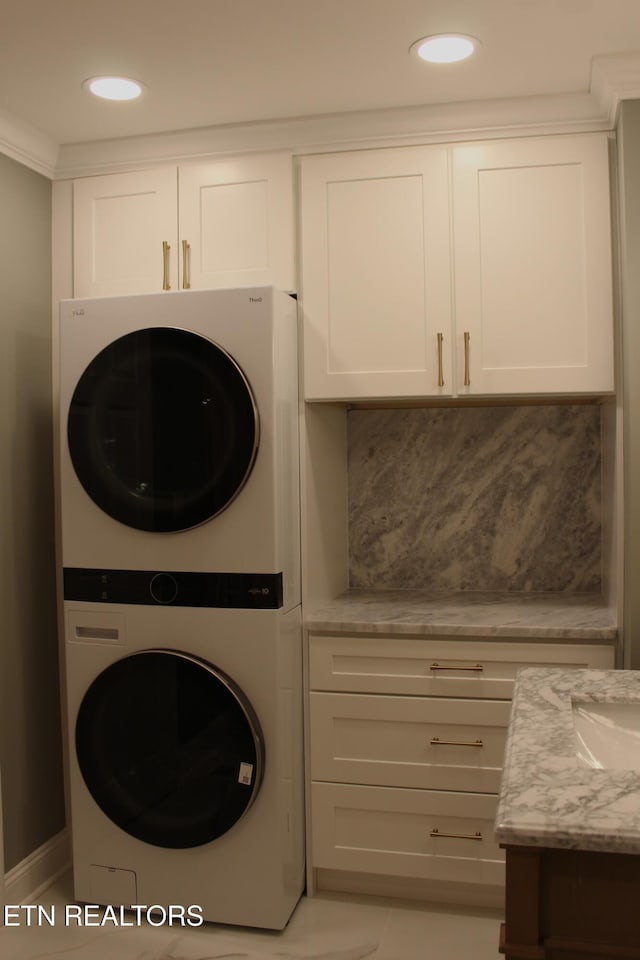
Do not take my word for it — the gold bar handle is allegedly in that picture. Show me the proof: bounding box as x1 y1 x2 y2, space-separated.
437 332 444 387
162 241 171 290
182 239 191 289
430 737 484 747
463 331 470 386
430 662 484 672
430 828 483 841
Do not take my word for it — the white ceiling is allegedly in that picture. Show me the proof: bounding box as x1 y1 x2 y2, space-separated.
2 0 640 148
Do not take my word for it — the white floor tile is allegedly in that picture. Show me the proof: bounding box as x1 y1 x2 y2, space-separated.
375 899 503 960
0 873 504 960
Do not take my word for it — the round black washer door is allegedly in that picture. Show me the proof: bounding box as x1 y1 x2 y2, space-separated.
75 650 264 848
67 327 259 532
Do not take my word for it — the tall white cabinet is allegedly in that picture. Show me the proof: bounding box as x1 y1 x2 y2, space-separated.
299 146 453 400
72 152 295 297
452 135 614 395
299 133 614 401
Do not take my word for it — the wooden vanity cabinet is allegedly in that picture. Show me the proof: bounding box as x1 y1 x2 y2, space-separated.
501 844 640 959
307 633 614 898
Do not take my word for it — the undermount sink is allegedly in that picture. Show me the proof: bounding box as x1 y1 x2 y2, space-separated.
572 701 640 771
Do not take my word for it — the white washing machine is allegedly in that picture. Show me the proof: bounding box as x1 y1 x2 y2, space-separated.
64 599 305 929
59 286 300 612
59 286 305 928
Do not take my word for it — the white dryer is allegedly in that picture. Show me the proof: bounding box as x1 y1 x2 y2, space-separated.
59 287 300 611
64 598 305 929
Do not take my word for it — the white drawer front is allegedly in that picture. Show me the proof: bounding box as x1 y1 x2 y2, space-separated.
311 781 504 886
309 634 614 698
310 693 510 793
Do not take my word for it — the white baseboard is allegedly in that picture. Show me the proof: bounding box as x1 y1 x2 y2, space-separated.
4 829 71 905
315 868 505 911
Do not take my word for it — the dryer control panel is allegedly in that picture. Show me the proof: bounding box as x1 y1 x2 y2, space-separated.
63 568 283 609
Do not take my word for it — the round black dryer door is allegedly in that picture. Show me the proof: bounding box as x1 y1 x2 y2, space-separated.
75 650 265 848
67 327 259 532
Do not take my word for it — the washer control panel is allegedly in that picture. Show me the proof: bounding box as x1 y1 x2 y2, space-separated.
63 568 283 609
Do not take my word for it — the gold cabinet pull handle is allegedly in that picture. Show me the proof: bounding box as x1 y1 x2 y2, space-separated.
463 331 471 386
430 737 484 747
437 332 444 387
430 662 484 672
430 828 483 841
162 241 171 290
182 239 191 289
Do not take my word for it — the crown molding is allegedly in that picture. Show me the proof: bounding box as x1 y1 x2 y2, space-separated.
54 90 611 179
3 53 640 180
0 107 58 178
591 52 640 126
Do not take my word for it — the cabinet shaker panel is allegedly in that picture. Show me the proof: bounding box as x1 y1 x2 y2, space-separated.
452 134 614 395
300 146 453 400
311 781 504 885
72 153 294 297
73 168 178 297
179 153 295 292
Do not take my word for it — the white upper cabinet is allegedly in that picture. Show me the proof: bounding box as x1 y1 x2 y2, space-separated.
299 146 453 401
72 152 295 298
452 134 614 396
299 133 615 401
73 168 178 297
178 154 294 292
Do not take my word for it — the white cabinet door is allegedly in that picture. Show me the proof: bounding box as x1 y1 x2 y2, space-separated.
178 153 295 292
72 153 295 297
299 146 453 401
310 692 510 793
311 781 504 885
453 134 614 395
308 633 615 699
73 168 178 297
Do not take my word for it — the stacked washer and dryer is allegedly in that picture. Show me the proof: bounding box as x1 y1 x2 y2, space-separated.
58 287 304 929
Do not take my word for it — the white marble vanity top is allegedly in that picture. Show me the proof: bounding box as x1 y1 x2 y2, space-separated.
495 667 640 854
306 590 616 640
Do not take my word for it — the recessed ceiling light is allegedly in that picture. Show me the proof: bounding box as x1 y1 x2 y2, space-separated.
83 76 144 101
410 34 479 64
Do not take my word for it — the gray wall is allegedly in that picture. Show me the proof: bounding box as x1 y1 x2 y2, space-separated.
0 152 64 869
618 102 640 669
348 405 602 593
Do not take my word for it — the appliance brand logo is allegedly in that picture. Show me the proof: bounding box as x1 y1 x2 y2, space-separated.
72 309 86 317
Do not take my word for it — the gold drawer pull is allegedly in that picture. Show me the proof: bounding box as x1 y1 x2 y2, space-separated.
430 662 484 672
437 332 444 387
430 828 483 841
162 240 171 290
430 737 484 748
182 239 191 289
464 330 471 386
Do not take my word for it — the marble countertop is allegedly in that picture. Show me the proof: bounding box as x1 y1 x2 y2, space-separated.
306 590 617 641
495 667 640 854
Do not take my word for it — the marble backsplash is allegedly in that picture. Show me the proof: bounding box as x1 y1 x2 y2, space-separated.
348 404 602 593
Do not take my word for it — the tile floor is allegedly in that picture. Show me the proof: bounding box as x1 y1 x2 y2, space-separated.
0 871 503 959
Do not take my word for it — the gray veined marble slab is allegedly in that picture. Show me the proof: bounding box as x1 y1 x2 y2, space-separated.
495 667 640 855
306 590 617 640
348 405 603 594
